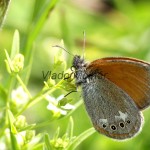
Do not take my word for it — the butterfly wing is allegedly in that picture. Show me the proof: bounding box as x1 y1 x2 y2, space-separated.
82 74 143 139
86 57 150 110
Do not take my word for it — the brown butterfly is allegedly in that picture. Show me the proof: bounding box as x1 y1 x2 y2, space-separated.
72 55 150 140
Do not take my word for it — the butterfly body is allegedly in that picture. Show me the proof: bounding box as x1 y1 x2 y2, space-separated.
72 55 150 140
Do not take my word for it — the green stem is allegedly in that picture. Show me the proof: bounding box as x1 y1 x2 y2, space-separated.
24 0 59 84
5 75 16 126
16 79 64 116
16 74 32 99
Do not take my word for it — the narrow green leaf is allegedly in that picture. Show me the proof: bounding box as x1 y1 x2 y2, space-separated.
7 110 15 123
31 0 48 22
7 110 17 134
18 124 36 132
44 133 52 150
0 0 10 27
54 127 60 140
66 117 74 139
4 59 11 73
67 128 95 150
4 49 14 71
10 132 20 150
0 84 7 100
10 30 20 59
25 0 59 58
7 110 20 150
24 0 59 84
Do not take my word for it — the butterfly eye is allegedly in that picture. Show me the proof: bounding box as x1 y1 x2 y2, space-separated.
119 122 125 128
126 120 131 124
110 125 117 130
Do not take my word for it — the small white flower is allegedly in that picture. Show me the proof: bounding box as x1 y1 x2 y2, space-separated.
11 86 29 106
47 103 67 116
15 131 26 146
0 142 6 150
62 104 75 110
46 95 74 117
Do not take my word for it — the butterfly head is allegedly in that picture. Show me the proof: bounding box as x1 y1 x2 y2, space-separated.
72 55 86 69
72 55 88 85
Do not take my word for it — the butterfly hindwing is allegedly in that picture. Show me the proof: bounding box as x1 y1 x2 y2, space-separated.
81 73 143 139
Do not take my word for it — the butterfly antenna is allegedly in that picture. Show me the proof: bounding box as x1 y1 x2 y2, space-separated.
52 45 75 57
82 30 86 59
64 90 77 97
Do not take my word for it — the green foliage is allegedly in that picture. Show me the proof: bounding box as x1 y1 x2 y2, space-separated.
0 0 10 26
1 13 91 149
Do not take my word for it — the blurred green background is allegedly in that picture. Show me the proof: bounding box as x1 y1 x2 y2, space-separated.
1 0 150 149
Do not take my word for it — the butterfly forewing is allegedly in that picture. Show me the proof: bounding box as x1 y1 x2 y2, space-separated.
86 57 150 110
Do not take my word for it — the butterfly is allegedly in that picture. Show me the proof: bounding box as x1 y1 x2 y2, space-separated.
72 55 150 140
